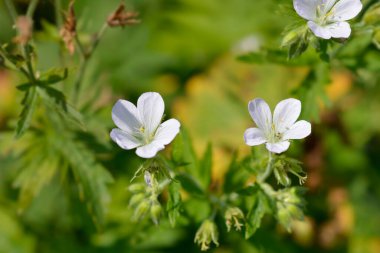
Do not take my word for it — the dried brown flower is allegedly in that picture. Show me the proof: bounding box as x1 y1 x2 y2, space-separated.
13 16 33 45
107 3 139 27
60 1 76 54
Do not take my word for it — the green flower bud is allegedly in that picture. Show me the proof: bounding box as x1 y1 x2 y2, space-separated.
194 220 219 251
133 199 150 221
277 206 292 232
364 3 380 25
128 183 146 193
224 207 244 232
129 193 146 207
274 167 291 187
373 29 380 50
150 201 162 225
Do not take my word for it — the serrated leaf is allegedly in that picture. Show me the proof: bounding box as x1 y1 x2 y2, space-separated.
245 190 269 239
39 86 84 129
167 181 182 227
40 68 68 85
12 130 61 212
16 87 38 138
54 135 113 228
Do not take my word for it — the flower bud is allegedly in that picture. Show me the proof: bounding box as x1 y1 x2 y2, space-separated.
150 201 162 225
374 29 380 50
128 183 145 193
129 193 145 207
144 171 152 187
224 207 244 232
194 220 219 251
364 3 380 25
274 167 291 187
133 199 150 221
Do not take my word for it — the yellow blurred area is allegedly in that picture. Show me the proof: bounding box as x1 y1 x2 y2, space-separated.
0 70 17 124
326 71 353 102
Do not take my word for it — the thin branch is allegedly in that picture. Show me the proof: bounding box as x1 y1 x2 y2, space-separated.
26 0 39 18
3 0 17 23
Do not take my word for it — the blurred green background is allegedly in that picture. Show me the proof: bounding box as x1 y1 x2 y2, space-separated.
1 0 380 252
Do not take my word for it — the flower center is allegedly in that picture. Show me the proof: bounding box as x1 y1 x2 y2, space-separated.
268 124 283 143
138 125 155 144
316 2 337 26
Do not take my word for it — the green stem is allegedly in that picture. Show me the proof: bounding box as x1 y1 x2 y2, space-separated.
258 151 273 182
0 47 31 79
4 0 17 22
23 45 36 83
26 0 39 18
71 23 108 105
54 0 63 27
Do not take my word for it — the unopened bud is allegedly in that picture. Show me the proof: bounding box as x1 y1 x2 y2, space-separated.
129 193 145 207
128 183 145 193
374 29 380 50
150 201 162 225
224 207 244 232
133 199 150 221
364 3 380 25
144 171 152 187
274 167 291 187
194 220 219 251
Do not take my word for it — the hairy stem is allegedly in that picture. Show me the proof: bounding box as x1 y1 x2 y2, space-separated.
258 151 273 182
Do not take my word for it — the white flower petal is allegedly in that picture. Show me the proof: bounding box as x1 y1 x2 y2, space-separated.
137 92 165 135
283 120 312 140
326 22 351 38
154 119 181 145
266 141 290 154
308 21 332 39
112 99 141 133
110 128 141 150
244 128 267 146
293 0 319 20
248 98 272 134
330 0 362 21
136 141 165 159
273 98 301 134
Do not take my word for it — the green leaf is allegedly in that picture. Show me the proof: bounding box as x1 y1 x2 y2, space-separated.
294 62 330 122
54 135 114 229
39 68 68 85
166 181 182 227
175 173 204 197
13 133 60 212
39 86 84 129
171 131 184 164
199 143 212 188
15 87 38 138
223 152 247 193
245 189 269 239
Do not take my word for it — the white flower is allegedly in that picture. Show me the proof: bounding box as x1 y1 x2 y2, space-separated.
244 98 311 154
110 92 180 159
294 0 362 39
